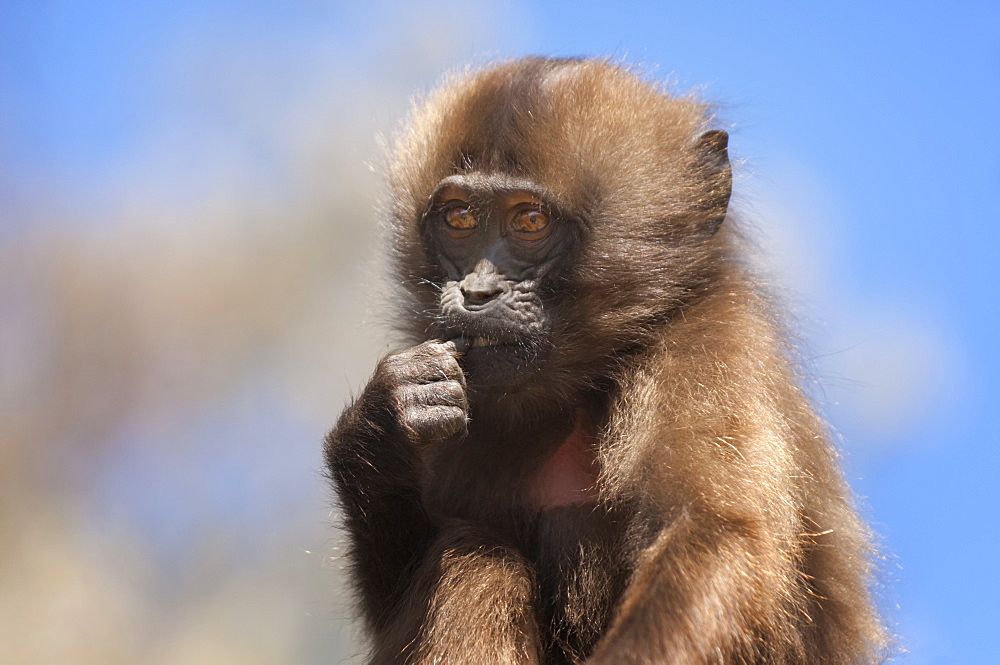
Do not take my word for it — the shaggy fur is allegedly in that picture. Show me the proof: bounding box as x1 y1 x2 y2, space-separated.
326 57 888 664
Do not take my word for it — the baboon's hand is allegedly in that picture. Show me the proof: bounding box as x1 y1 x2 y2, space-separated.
376 340 468 448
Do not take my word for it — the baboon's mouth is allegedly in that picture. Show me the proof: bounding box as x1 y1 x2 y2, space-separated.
469 337 510 348
448 335 520 353
447 334 547 389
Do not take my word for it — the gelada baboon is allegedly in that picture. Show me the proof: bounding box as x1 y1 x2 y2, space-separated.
325 57 887 664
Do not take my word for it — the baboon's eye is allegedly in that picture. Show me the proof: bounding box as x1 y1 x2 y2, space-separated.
511 209 551 237
443 205 477 231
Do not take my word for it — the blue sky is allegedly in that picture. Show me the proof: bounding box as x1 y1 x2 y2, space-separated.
2 1 997 663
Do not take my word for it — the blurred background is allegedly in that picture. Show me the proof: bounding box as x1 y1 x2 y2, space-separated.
1 1 996 663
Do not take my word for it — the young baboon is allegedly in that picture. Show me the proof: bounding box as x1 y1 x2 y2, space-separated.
325 57 887 665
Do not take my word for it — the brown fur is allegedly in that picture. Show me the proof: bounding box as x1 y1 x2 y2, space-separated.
326 57 888 664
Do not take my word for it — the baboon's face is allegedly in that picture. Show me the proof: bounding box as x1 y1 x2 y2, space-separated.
423 173 578 389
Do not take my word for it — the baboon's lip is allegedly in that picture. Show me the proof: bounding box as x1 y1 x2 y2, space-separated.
469 337 507 348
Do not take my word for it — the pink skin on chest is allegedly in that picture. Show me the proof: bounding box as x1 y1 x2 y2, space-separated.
531 412 599 509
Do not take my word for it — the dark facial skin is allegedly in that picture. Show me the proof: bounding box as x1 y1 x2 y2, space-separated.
424 173 578 389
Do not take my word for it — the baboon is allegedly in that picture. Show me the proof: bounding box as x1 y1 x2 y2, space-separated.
325 57 887 664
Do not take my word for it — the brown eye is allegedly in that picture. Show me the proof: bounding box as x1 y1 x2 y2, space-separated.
443 205 477 231
511 209 551 236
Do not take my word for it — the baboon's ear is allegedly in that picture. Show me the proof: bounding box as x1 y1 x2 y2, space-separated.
694 129 732 236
